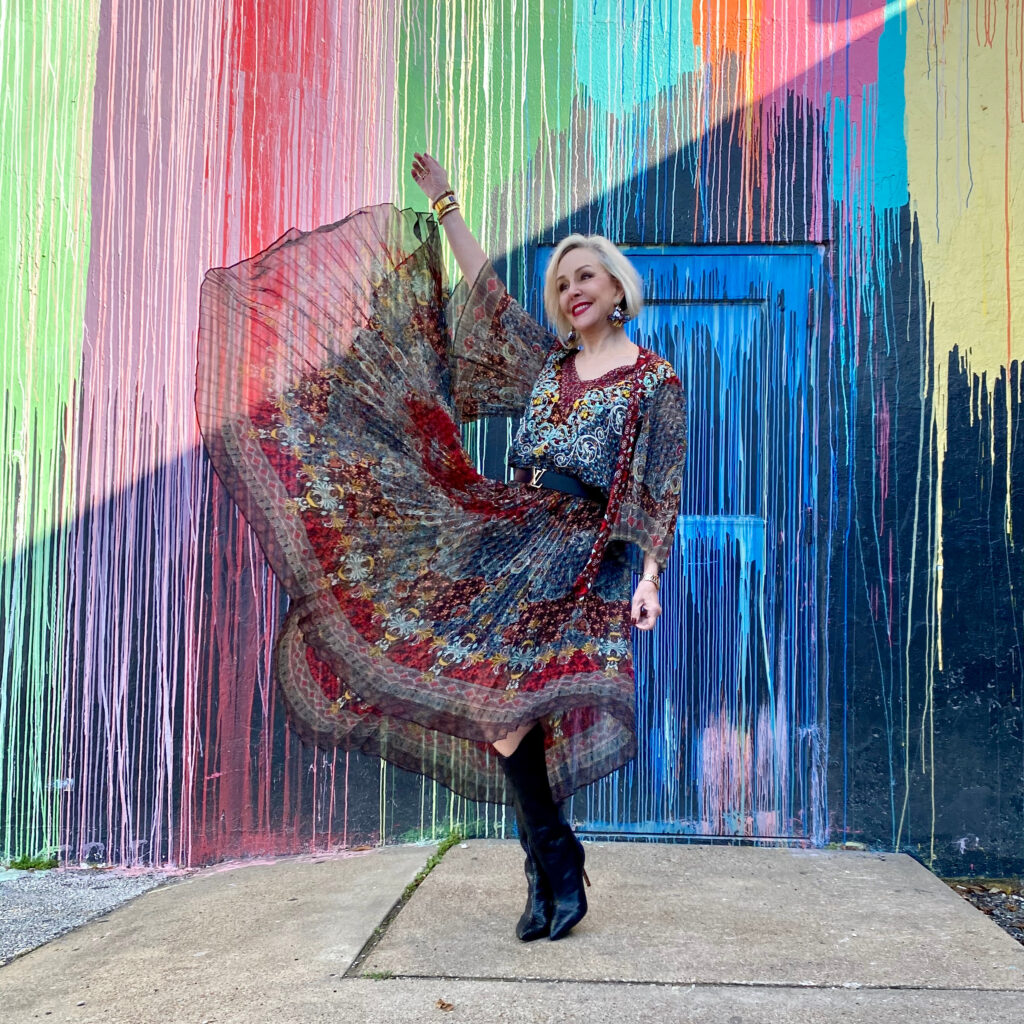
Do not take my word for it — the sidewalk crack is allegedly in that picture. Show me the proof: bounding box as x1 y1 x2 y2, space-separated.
344 832 463 979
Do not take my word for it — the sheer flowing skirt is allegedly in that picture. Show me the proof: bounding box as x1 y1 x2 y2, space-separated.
196 205 637 802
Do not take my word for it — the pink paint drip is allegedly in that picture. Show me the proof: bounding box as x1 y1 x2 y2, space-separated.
877 382 891 535
65 0 399 867
755 0 887 112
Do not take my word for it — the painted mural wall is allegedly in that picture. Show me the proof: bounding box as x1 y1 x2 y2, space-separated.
1 0 1021 873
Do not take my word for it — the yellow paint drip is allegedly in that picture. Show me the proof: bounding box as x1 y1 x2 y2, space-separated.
900 0 1023 864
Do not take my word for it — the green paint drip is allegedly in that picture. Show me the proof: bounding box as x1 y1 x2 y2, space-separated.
394 0 574 259
0 1 100 861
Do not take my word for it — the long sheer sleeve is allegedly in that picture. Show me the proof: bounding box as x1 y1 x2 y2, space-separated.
610 375 687 569
448 263 557 421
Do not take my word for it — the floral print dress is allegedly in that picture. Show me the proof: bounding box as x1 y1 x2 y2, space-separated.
196 204 686 804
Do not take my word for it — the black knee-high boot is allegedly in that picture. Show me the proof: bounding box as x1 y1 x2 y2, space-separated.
498 723 589 941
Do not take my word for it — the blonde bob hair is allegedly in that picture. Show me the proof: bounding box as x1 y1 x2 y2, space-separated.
542 234 644 339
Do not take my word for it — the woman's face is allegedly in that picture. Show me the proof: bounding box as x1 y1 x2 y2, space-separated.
556 247 624 334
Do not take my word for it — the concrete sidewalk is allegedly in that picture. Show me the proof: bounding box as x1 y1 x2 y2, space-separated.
3 840 1023 1023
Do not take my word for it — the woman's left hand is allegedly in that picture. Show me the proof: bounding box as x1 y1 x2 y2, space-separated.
631 580 662 631
411 151 452 204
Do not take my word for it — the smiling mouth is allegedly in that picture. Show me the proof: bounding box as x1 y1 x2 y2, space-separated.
571 302 592 317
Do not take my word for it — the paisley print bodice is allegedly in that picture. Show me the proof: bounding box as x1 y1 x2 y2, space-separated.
508 349 641 494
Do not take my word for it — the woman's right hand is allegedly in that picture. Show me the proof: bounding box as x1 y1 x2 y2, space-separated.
411 152 453 204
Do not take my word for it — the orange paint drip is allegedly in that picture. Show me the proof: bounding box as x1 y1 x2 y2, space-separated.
693 0 763 59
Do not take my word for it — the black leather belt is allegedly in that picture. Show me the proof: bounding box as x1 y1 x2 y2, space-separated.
515 466 605 504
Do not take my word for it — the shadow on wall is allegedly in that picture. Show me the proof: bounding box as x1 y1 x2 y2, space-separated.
3 188 1022 875
0 449 480 868
486 90 1023 875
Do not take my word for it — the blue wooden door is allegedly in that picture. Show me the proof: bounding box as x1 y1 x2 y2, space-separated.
555 247 827 843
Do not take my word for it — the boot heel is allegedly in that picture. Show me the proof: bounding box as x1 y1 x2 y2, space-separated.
573 834 590 887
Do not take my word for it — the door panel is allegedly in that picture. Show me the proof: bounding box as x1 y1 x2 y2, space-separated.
544 247 826 843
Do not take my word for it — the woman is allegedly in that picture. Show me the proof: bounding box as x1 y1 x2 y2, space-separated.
195 153 686 942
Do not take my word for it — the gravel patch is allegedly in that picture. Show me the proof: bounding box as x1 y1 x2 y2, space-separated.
0 867 183 966
945 879 1024 947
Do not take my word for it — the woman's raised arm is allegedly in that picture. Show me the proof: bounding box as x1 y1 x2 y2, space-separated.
411 152 488 285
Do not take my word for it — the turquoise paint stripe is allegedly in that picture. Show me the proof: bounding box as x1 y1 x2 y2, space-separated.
573 0 698 116
874 10 909 209
829 12 908 210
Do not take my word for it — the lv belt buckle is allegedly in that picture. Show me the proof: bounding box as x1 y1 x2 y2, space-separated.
528 467 546 489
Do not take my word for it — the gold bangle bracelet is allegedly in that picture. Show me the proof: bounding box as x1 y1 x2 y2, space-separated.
432 193 460 220
436 201 461 222
640 572 660 589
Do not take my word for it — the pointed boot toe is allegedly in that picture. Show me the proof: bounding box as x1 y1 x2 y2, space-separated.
531 824 588 940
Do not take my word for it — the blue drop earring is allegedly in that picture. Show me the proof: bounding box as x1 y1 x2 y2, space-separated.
607 303 631 327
